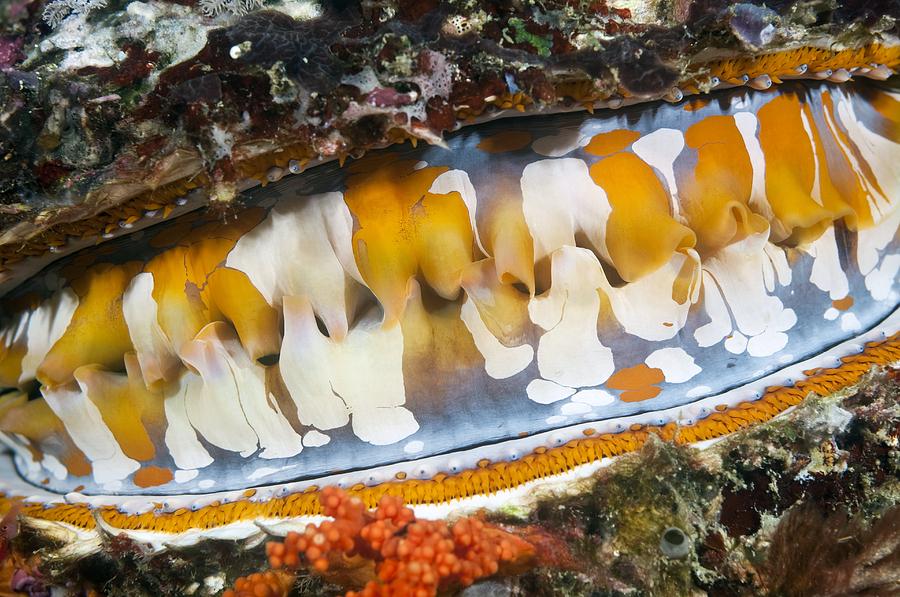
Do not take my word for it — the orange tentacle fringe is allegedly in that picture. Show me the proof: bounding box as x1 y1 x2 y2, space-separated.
4 332 899 534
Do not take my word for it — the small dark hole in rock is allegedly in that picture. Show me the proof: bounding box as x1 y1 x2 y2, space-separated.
660 526 690 558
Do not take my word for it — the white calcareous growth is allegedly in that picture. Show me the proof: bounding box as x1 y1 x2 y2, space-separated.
835 94 899 219
162 371 215 471
600 249 701 341
280 296 419 446
518 156 699 341
805 226 850 300
630 128 685 211
856 209 900 301
226 192 363 341
645 348 702 384
123 272 180 387
521 158 612 266
528 247 615 388
41 382 139 485
526 379 576 404
695 231 797 357
19 289 79 384
180 322 304 459
460 296 534 379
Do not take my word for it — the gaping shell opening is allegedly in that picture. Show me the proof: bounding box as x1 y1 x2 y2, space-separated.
0 16 897 556
0 72 897 527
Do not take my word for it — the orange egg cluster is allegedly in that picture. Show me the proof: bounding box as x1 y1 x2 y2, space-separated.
352 516 527 597
222 570 295 597
264 487 534 597
268 487 370 574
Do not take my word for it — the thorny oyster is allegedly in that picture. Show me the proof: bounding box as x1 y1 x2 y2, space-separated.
0 0 898 594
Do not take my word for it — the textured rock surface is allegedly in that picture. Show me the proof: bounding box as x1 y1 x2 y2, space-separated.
506 369 900 595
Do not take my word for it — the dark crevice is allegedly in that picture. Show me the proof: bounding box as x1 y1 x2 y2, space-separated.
256 354 279 367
